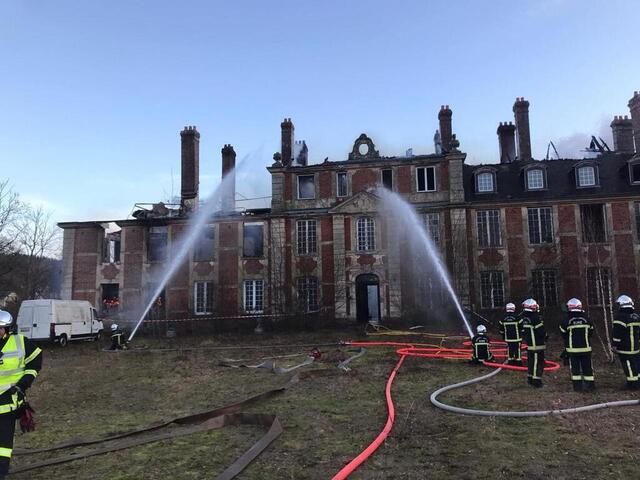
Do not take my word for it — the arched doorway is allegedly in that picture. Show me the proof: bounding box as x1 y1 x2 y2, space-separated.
356 274 381 324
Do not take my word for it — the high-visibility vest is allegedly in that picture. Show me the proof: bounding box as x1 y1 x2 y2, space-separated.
0 334 28 414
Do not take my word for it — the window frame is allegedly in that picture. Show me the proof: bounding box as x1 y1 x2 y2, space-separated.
337 171 348 197
381 169 393 190
296 219 317 255
243 222 264 258
586 267 611 306
525 168 545 190
147 226 168 262
193 224 215 262
480 271 505 309
531 269 558 306
297 276 319 313
243 279 264 313
575 164 598 188
356 216 376 252
424 212 441 247
476 171 496 194
194 281 214 315
297 174 316 200
416 166 437 192
527 207 554 245
580 204 607 243
629 160 640 185
476 209 502 248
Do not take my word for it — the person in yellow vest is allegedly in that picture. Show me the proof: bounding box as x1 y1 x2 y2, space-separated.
0 309 42 479
498 302 523 365
560 298 595 391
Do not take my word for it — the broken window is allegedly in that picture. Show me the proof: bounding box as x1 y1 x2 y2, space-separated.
244 279 264 313
337 172 348 197
576 165 597 187
425 212 440 246
630 163 640 184
528 207 553 244
587 267 611 306
243 223 264 257
581 204 607 243
148 227 168 262
297 175 315 199
531 270 557 306
297 277 319 312
193 225 215 262
476 172 495 193
297 219 317 255
381 169 393 190
194 281 214 315
102 232 121 263
477 210 502 247
101 283 120 315
480 271 504 309
416 166 436 192
357 216 375 251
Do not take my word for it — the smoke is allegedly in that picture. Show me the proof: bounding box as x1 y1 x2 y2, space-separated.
553 116 613 158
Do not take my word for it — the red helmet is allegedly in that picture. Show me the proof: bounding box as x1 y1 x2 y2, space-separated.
566 298 583 312
522 298 538 312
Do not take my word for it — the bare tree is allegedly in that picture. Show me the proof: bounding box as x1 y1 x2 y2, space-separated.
0 179 22 256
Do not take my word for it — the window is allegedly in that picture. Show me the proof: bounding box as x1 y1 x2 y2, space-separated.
526 169 545 190
587 267 611 306
243 223 264 257
244 280 264 313
297 277 319 312
577 165 597 187
193 225 215 262
297 175 315 199
148 227 168 262
425 212 440 246
102 232 121 263
416 166 436 192
357 217 376 251
297 220 317 255
476 172 495 193
194 281 214 315
581 204 607 243
528 207 553 244
630 163 640 184
337 172 348 197
382 169 393 190
532 270 557 306
635 203 640 239
480 271 504 309
476 210 502 247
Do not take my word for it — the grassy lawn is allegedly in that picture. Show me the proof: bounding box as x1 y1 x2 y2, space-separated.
9 328 640 479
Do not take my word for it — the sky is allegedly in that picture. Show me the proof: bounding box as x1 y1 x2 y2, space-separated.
1 0 638 222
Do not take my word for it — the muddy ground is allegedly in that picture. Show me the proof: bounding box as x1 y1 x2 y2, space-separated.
8 327 640 479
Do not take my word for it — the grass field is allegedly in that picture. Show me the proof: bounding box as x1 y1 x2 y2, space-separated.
9 327 640 479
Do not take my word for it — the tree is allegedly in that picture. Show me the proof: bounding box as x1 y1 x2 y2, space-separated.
0 179 22 257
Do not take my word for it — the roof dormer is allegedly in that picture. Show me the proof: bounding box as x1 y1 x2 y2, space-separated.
574 161 599 188
474 167 498 194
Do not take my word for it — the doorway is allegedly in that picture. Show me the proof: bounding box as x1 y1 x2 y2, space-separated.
356 274 381 323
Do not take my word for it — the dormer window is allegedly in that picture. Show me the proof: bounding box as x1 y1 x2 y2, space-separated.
576 165 597 188
629 160 640 185
526 168 545 190
476 172 495 193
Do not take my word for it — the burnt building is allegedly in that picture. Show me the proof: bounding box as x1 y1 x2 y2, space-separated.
58 92 640 326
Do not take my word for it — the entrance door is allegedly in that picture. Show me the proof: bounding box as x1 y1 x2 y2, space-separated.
356 274 381 323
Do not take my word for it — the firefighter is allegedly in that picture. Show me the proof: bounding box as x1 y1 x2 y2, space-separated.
110 323 127 350
0 309 42 479
520 298 546 387
560 298 595 391
612 295 640 390
498 302 523 365
470 325 494 364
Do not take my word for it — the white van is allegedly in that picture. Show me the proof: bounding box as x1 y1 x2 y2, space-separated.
17 299 103 347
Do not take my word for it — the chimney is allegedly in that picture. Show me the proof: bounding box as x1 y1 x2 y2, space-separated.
628 91 640 153
513 97 532 161
180 126 200 212
610 116 635 154
221 144 236 212
281 118 294 166
438 105 452 152
497 122 516 163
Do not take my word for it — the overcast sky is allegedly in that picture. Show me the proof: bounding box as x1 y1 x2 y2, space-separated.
1 0 638 222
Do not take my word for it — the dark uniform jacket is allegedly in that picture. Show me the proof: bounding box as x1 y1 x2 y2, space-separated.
0 333 43 408
471 334 493 360
499 315 522 342
612 308 640 354
560 312 593 354
521 311 546 351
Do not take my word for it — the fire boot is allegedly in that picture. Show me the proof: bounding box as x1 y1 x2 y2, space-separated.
572 381 583 392
583 381 595 392
531 379 543 388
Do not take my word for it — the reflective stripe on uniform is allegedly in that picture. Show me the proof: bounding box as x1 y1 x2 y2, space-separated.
23 369 38 378
571 375 582 381
584 375 595 381
0 447 12 458
24 346 42 365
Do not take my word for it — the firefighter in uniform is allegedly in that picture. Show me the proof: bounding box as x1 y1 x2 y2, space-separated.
0 310 42 479
520 298 546 387
110 323 127 350
560 298 595 391
470 325 494 364
498 302 523 365
612 295 640 390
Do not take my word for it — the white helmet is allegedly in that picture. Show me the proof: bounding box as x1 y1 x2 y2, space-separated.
111 324 119 332
566 298 583 312
476 325 487 335
617 295 634 308
0 310 13 327
522 298 539 312
505 303 516 313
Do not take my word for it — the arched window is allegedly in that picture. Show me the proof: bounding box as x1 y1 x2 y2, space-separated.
476 171 495 193
357 217 375 251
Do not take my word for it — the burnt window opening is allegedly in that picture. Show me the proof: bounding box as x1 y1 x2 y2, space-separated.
243 223 264 257
194 281 214 315
532 270 557 306
194 225 215 262
102 232 121 263
581 204 607 243
477 209 502 247
101 283 120 315
587 267 611 306
416 166 436 192
148 227 168 262
630 163 640 184
297 219 317 255
337 172 348 197
297 276 319 312
480 271 504 309
425 212 440 246
528 207 553 244
244 279 264 313
381 169 393 190
297 175 315 199
144 284 165 320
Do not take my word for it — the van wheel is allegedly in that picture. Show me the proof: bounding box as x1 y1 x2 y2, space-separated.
59 334 68 347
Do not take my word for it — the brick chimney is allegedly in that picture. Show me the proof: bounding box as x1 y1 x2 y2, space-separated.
513 97 532 161
180 126 200 212
281 118 294 166
628 91 640 153
610 116 635 154
221 144 236 212
438 105 453 152
497 122 516 163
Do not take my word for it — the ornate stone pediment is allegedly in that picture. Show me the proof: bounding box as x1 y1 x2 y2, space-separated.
329 190 379 214
348 134 380 161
